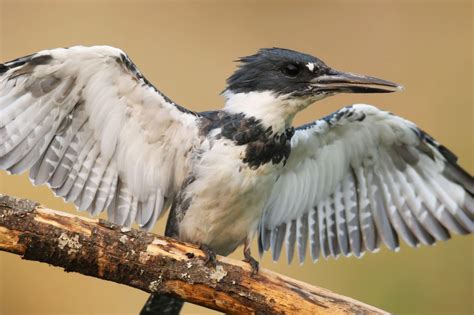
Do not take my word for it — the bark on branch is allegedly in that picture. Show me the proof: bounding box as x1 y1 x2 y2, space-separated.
0 194 388 314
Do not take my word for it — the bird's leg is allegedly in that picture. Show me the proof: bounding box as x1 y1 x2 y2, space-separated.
243 239 259 276
199 243 217 268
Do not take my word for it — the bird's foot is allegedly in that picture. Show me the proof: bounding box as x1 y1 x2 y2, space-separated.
199 244 217 268
243 247 259 276
244 255 260 276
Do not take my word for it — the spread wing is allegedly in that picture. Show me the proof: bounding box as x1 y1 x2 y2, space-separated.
0 46 200 230
259 104 473 263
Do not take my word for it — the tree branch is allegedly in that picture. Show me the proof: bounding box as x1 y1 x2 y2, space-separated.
0 194 388 314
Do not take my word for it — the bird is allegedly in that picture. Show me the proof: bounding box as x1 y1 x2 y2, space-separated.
0 46 472 315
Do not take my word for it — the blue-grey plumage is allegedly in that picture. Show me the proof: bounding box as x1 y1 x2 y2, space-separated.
1 46 472 314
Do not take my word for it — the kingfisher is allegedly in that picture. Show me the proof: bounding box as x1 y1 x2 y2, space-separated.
0 46 472 315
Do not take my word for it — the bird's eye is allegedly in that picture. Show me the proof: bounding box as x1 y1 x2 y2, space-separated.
282 64 300 77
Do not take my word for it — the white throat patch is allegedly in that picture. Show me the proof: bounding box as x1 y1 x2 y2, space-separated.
223 90 295 132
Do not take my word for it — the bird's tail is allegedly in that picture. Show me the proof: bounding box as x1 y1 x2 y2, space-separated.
140 202 184 315
140 294 184 315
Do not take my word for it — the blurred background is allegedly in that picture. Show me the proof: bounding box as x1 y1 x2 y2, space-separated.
0 0 472 314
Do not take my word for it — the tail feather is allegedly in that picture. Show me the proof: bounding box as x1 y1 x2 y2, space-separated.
140 294 184 315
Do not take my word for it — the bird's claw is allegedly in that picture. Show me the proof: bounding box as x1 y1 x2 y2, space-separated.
244 255 260 276
199 244 217 268
243 244 259 276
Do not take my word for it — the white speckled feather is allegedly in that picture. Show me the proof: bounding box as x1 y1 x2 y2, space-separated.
0 46 200 229
260 104 473 262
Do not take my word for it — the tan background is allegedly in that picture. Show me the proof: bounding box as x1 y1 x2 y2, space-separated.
0 0 473 314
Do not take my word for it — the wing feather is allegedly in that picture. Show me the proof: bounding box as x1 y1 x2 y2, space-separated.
388 159 437 245
67 143 101 204
309 207 321 261
271 223 286 261
50 120 93 189
285 220 297 264
354 165 379 252
30 103 89 184
296 213 308 263
0 46 200 230
334 183 350 256
77 155 109 211
342 168 362 257
55 130 96 199
325 197 340 258
377 156 419 247
260 104 473 263
318 203 330 259
370 164 399 251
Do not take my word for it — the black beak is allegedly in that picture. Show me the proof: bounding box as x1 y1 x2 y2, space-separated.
311 69 403 94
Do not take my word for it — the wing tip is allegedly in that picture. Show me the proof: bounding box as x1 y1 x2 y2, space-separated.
1 53 53 76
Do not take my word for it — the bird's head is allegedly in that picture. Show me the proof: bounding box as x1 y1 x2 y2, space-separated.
223 48 402 131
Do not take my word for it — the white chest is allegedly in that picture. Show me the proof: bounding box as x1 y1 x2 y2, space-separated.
178 138 280 255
